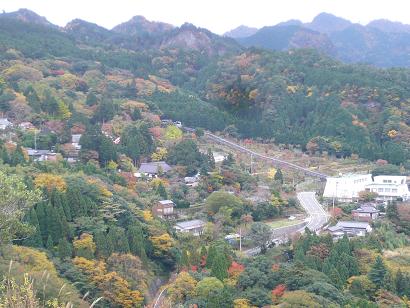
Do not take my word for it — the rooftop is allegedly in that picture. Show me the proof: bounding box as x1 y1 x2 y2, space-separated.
327 173 371 180
335 221 370 229
352 206 380 214
159 200 175 206
26 148 55 156
139 161 172 174
175 219 206 230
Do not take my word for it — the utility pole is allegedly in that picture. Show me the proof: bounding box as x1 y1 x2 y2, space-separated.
332 181 338 215
34 129 37 151
239 227 242 252
250 153 253 174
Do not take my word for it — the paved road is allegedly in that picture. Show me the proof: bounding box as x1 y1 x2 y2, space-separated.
297 192 330 232
244 192 329 256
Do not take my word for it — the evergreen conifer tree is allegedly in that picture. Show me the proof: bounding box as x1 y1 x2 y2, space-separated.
211 251 229 281
94 231 110 259
46 235 54 250
45 203 62 244
127 225 147 261
368 256 388 289
57 238 73 259
157 182 168 199
35 202 48 244
23 208 43 247
396 269 406 296
206 245 217 268
274 168 283 184
107 226 129 254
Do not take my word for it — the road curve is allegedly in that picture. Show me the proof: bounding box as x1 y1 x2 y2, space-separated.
297 192 329 232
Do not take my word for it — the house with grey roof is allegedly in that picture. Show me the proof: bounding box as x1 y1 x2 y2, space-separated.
174 219 206 236
328 221 372 238
26 148 57 162
352 205 380 222
136 161 172 178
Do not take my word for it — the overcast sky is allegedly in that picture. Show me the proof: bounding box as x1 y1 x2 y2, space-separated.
2 0 410 34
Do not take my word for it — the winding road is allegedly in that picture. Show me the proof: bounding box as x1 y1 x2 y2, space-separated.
244 192 329 256
297 191 330 232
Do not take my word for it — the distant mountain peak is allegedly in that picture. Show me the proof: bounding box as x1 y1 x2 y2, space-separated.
367 19 410 33
306 12 352 34
2 8 55 27
112 15 174 36
276 19 303 27
224 25 258 38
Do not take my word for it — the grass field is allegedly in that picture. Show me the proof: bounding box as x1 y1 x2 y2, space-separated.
266 218 304 229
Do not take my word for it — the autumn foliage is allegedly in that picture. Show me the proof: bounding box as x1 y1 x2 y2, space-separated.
73 257 144 307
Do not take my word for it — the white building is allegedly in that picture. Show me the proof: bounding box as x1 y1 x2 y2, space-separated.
365 175 410 201
323 174 373 202
324 174 410 202
0 118 12 130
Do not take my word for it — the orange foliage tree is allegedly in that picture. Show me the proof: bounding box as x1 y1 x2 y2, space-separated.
73 257 144 307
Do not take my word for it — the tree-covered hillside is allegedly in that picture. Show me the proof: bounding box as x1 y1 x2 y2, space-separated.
2 10 410 166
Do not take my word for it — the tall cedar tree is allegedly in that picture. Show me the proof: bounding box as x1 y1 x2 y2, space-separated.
127 225 147 261
107 226 130 254
368 256 388 289
22 208 43 247
57 237 73 259
94 231 111 258
211 251 229 281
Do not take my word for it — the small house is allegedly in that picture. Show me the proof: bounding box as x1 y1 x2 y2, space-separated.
184 173 200 187
352 205 380 221
0 118 12 130
174 219 206 236
137 161 172 178
26 149 57 162
152 200 175 219
328 221 372 238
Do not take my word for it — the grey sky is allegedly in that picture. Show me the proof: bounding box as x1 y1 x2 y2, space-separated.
2 0 410 34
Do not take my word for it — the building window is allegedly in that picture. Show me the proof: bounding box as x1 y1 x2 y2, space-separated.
385 188 390 193
378 188 383 192
392 189 398 193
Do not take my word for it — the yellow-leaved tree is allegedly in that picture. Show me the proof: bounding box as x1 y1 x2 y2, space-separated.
164 125 183 140
34 173 67 192
73 233 96 259
150 233 174 257
168 272 197 304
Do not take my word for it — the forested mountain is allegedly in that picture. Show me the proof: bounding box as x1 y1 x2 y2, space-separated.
1 9 410 165
236 25 336 55
228 12 410 67
223 25 258 38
